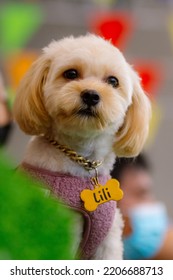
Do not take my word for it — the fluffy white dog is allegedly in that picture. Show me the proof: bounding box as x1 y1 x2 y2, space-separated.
13 34 151 260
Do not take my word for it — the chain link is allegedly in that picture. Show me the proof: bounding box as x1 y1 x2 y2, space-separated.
46 137 102 171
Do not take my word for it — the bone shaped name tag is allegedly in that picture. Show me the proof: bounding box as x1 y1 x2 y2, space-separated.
80 179 123 212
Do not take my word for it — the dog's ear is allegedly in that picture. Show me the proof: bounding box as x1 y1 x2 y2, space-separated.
13 55 51 135
114 67 151 157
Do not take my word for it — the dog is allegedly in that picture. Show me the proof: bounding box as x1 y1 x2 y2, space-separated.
13 34 151 259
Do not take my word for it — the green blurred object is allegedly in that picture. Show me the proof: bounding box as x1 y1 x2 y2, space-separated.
0 2 43 55
0 154 76 260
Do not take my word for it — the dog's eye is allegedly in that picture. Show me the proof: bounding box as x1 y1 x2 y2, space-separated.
63 69 78 80
106 76 119 88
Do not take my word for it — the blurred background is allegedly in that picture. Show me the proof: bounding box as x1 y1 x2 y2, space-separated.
0 0 173 217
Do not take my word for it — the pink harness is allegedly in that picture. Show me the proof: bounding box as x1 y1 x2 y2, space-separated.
21 162 116 259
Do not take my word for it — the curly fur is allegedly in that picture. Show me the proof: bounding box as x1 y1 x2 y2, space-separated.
13 34 151 259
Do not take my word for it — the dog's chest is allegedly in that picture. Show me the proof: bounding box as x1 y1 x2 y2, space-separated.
21 162 116 259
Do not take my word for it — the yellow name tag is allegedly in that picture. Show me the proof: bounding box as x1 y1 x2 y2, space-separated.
80 179 123 212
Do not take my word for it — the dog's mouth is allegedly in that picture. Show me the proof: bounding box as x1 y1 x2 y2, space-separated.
77 107 98 117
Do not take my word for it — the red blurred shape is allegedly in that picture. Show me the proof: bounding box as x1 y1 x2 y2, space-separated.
134 62 163 100
89 12 134 49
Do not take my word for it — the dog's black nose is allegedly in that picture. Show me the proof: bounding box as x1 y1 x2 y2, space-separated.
81 90 100 106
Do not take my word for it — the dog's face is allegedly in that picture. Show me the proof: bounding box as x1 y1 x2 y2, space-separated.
43 36 132 134
13 35 151 157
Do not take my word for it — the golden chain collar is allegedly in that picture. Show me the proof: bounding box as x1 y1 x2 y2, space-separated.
46 137 102 171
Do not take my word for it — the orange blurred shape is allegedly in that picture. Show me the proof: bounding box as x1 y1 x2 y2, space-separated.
5 51 39 92
123 216 133 237
89 12 134 50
